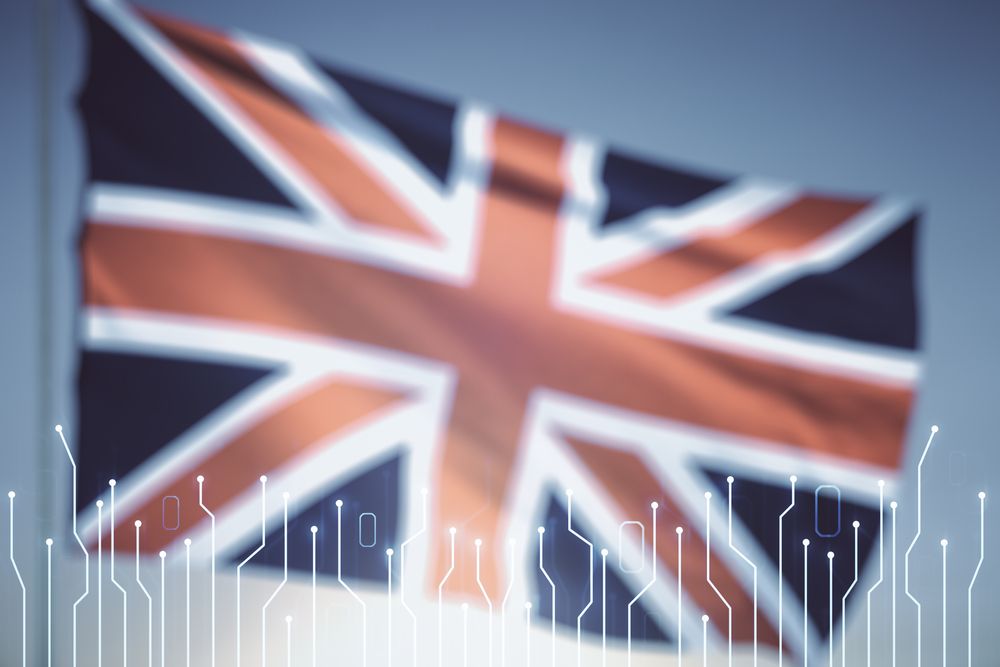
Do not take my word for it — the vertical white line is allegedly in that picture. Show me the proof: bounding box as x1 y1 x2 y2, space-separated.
524 602 532 667
705 493 732 667
97 499 104 667
185 538 192 667
677 527 684 666
262 493 290 667
628 502 659 667
311 526 318 667
474 538 494 667
803 539 810 667
387 547 394 667
779 475 797 667
158 551 165 667
702 615 709 667
827 552 834 667
905 425 938 667
56 425 89 667
940 539 948 667
285 616 293 667
237 476 268 667
565 490 592 667
437 526 456 667
8 492 26 667
866 480 886 667
537 526 556 667
600 548 608 667
46 537 53 667
336 499 367 667
196 476 216 667
461 603 470 667
109 480 127 667
134 522 152 667
400 489 428 667
967 492 985 667
890 501 898 667
727 476 758 666
501 538 517 667
841 521 859 667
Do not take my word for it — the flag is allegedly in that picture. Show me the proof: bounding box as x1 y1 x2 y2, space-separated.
75 0 920 655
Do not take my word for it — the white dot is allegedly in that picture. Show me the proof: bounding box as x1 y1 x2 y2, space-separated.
600 548 609 557
852 520 860 528
941 539 948 547
196 475 204 483
96 500 103 508
931 425 939 433
704 491 712 499
827 551 835 559
282 491 289 500
310 525 318 534
108 479 116 487
45 538 53 546
790 475 798 483
474 538 482 547
7 491 14 499
525 602 532 610
676 527 684 535
878 480 885 488
461 602 469 610
978 491 986 500
650 501 659 510
449 526 457 535
386 548 394 556
184 538 192 546
259 475 268 483
159 551 166 559
420 488 428 496
565 489 573 497
701 614 709 622
890 501 898 509
335 499 344 508
134 520 142 528
537 526 545 534
803 539 810 546
285 615 292 623
54 424 62 433
727 476 735 484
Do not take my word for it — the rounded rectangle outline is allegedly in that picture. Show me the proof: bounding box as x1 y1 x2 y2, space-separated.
358 511 377 548
618 520 645 573
162 495 181 531
814 484 841 538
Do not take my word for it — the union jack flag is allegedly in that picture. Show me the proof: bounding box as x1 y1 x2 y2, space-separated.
74 0 920 659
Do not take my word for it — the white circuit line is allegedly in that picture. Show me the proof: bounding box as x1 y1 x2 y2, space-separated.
905 426 938 667
705 493 732 667
56 425 89 667
565 490 593 667
135 522 152 667
967 492 986 667
727 476 758 665
196 475 217 667
236 476 268 667
866 480 886 667
778 475 797 667
262 493 290 667
628 502 659 666
337 499 367 667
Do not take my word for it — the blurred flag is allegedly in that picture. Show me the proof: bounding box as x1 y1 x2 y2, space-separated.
74 0 920 655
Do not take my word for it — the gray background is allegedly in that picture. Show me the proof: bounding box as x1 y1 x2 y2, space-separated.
1 0 998 664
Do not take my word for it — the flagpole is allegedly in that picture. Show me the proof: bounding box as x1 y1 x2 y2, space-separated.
34 0 56 661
